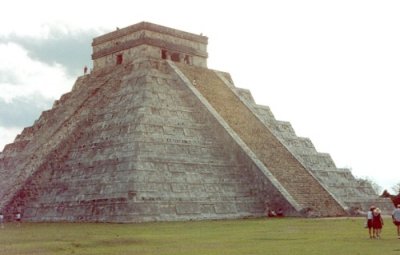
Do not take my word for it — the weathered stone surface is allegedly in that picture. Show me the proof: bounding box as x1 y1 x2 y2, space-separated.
174 63 346 216
92 22 208 69
1 59 292 222
0 22 389 222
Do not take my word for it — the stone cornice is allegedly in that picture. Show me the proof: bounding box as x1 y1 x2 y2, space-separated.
92 37 208 60
92 21 208 46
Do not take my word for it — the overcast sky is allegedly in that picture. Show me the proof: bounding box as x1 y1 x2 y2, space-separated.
0 0 399 192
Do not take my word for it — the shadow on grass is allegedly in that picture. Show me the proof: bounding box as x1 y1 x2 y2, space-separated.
256 237 308 241
95 238 148 246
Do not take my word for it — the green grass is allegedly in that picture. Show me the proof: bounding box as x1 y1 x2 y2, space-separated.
0 217 399 255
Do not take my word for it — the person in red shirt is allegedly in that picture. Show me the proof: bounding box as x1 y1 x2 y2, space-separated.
372 208 384 239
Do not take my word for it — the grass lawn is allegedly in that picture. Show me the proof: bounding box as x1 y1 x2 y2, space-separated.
0 217 399 255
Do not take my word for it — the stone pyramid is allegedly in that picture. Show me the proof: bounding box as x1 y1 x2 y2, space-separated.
0 22 391 222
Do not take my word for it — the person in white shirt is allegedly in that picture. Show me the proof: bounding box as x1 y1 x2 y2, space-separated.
15 212 21 227
0 212 4 229
367 206 375 239
392 204 400 239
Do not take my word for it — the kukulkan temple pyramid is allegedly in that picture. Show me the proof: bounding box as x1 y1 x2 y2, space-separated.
0 22 392 222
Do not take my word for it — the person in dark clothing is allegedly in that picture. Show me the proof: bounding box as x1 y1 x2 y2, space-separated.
367 206 375 239
372 208 384 239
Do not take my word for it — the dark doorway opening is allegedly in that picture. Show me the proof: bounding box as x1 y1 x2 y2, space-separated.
161 49 168 59
184 55 191 64
171 53 180 62
116 54 123 65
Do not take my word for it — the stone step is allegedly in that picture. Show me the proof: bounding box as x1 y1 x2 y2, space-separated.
175 63 346 216
2 61 276 221
0 64 133 213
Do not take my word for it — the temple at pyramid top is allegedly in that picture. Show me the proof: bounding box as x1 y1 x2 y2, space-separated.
91 21 208 70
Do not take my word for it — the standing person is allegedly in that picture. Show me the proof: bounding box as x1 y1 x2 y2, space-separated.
392 204 400 239
15 212 21 227
0 212 4 229
372 208 384 239
367 206 375 239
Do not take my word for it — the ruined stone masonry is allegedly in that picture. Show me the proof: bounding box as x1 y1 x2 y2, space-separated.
0 22 392 222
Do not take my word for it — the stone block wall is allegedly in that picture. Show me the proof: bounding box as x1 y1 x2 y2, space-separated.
1 59 298 222
0 64 132 219
92 22 208 70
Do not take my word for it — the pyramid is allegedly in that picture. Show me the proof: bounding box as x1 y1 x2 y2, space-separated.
0 22 391 222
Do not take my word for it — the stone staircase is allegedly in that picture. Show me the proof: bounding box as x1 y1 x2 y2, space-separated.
229 80 393 214
0 64 132 217
1 59 288 222
175 63 346 216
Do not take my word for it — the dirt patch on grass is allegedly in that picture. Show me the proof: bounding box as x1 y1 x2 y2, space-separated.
96 238 147 246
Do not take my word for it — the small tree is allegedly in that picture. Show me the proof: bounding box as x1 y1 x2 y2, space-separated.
392 182 400 195
381 189 391 197
357 177 382 195
381 185 400 207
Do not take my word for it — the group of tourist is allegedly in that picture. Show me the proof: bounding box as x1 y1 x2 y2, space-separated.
366 204 400 239
0 212 21 228
366 206 384 239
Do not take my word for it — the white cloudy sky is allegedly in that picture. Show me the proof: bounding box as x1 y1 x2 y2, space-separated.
0 0 399 192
